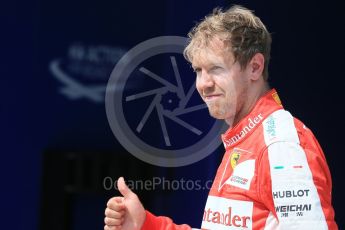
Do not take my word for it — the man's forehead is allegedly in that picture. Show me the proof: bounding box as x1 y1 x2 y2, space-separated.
192 50 223 68
191 39 234 68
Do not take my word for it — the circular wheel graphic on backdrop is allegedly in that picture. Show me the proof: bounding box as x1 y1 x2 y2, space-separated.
105 36 227 167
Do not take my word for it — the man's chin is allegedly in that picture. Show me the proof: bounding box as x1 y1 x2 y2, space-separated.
208 109 226 120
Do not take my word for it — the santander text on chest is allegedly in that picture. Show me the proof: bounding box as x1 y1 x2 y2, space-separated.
203 207 251 228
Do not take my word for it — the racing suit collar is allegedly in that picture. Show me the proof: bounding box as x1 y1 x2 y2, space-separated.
221 88 283 151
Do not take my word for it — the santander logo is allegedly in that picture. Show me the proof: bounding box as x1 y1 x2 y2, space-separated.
201 196 253 230
223 114 263 148
203 207 251 228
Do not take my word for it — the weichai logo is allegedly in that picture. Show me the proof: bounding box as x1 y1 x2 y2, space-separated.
203 207 251 228
275 204 311 213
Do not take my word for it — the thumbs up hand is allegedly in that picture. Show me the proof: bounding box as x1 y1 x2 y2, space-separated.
104 177 146 230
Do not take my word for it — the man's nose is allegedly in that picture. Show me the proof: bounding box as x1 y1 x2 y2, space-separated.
198 71 214 88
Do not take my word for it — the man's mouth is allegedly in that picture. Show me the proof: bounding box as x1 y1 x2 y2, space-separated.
204 94 222 101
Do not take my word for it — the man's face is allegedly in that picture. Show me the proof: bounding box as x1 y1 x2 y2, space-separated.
192 38 250 124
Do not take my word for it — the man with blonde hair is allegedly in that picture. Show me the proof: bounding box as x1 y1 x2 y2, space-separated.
104 5 338 229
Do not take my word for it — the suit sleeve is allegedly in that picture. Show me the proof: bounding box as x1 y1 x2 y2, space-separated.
141 211 193 230
258 141 338 229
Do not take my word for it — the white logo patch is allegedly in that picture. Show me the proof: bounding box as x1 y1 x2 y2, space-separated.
226 159 255 190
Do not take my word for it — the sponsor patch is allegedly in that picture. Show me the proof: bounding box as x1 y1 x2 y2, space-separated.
265 116 277 140
202 196 253 230
218 148 254 191
222 114 263 148
226 159 255 190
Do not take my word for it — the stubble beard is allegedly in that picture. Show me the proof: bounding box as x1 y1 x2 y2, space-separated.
206 100 229 120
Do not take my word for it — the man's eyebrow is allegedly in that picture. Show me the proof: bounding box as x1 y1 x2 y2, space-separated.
191 62 224 71
210 63 223 67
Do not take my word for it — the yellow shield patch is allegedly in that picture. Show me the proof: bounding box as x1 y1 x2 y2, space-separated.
230 152 241 169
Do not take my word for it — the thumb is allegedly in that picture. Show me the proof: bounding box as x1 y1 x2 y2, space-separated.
118 177 135 198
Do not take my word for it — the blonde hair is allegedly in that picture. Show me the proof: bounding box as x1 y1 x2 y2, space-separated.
184 5 272 80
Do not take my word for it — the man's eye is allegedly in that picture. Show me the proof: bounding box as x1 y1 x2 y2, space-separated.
210 66 225 74
193 68 201 73
211 66 222 71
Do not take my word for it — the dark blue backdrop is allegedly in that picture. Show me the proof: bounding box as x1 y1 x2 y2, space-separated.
1 0 344 229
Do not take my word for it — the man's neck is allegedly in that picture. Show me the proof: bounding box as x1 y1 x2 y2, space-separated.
225 82 270 127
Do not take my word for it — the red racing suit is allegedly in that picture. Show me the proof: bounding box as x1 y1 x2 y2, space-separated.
141 89 338 230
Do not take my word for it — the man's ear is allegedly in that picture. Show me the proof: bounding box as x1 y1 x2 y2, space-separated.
248 53 264 81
